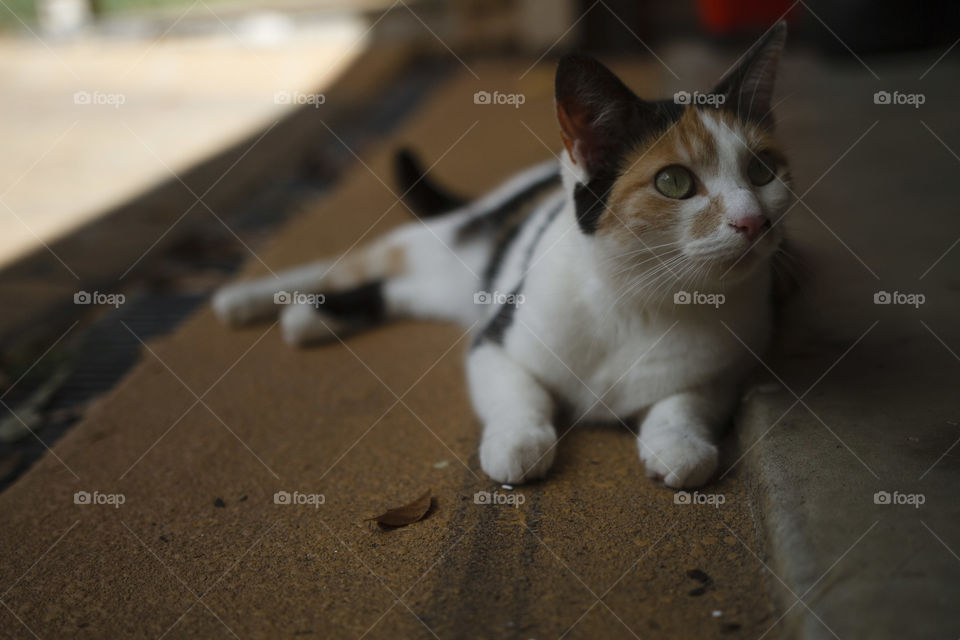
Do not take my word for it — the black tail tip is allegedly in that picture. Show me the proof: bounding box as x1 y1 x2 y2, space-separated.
392 146 469 218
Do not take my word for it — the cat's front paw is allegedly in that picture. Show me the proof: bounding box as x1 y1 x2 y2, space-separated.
638 431 718 488
480 425 557 484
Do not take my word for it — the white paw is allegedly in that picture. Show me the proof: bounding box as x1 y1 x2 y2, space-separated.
638 431 718 488
480 425 557 484
280 303 344 346
212 283 272 327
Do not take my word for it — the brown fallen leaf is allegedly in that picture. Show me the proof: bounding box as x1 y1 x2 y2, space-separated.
371 490 432 527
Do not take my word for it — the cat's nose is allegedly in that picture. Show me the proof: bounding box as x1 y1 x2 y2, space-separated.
727 214 770 242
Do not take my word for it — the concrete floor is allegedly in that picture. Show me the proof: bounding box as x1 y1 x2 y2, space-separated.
731 48 960 640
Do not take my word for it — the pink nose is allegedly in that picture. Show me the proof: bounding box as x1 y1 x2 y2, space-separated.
728 215 770 242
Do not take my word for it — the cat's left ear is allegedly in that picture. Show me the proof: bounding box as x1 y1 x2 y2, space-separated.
713 21 787 126
555 54 643 177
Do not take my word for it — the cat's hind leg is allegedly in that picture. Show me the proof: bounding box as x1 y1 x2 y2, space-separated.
212 235 407 328
279 280 386 345
277 221 484 345
213 261 332 327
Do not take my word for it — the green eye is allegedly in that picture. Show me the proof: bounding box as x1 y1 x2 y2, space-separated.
654 166 695 199
747 153 776 186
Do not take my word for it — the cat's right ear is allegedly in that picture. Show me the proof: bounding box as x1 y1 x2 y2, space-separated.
712 21 787 126
555 55 640 178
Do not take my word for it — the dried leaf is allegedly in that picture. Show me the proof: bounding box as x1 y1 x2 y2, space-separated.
686 568 711 583
371 490 432 527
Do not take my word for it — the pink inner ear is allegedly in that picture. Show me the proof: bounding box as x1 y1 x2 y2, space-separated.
556 101 582 165
557 100 600 169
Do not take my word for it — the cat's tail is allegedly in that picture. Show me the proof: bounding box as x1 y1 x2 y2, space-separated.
393 147 469 218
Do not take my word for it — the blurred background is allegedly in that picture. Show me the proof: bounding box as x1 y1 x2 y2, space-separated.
0 0 958 484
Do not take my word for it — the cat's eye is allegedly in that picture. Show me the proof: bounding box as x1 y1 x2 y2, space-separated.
747 153 777 186
654 166 695 199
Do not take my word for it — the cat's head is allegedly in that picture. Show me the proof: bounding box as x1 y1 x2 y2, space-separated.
555 22 791 295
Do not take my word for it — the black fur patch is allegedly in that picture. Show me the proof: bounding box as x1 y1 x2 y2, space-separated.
476 287 523 345
521 200 565 268
475 200 565 347
573 171 616 234
482 218 525 291
454 171 561 242
484 193 566 291
316 280 385 323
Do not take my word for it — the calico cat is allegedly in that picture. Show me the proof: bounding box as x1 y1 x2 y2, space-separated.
213 22 793 488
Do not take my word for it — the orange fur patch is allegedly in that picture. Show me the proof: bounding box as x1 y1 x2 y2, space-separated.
690 195 725 239
603 107 709 232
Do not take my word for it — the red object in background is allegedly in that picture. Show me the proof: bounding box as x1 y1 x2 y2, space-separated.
697 0 795 34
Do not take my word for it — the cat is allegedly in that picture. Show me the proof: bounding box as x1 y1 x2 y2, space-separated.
212 22 794 488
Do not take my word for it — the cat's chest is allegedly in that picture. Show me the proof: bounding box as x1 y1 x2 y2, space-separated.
588 327 724 417
515 308 756 420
